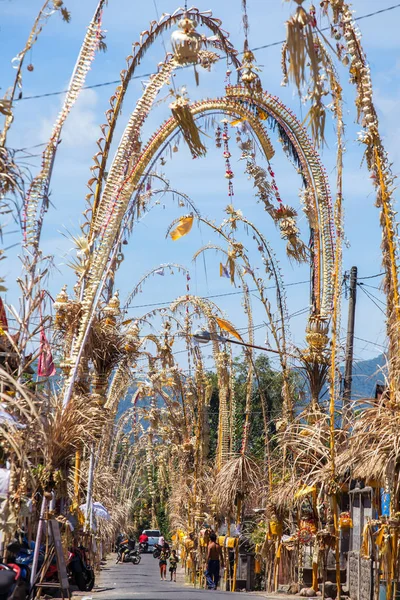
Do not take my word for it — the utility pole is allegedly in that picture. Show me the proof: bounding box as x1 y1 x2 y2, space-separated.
343 266 358 426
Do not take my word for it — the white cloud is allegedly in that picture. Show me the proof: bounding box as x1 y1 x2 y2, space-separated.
39 88 99 149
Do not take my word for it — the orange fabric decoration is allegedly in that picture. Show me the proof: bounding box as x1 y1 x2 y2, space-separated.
215 317 242 341
170 216 194 240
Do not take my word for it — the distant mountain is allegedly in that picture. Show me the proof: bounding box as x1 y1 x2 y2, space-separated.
349 354 386 400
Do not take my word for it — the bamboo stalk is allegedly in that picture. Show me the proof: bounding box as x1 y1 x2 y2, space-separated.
74 449 81 504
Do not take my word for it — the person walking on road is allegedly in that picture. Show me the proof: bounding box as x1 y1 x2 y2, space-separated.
159 547 168 580
169 549 179 582
206 532 224 590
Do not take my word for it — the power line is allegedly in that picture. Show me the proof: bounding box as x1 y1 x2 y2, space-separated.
358 272 385 280
12 4 400 103
357 282 386 315
359 282 383 291
119 273 384 311
125 279 310 310
353 336 386 350
358 284 386 307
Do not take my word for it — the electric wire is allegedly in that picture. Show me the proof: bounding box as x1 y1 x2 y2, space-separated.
12 4 400 103
358 283 386 307
358 272 385 280
353 336 387 350
125 279 310 309
357 282 386 315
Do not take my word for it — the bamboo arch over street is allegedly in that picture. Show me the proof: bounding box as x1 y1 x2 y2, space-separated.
63 83 337 406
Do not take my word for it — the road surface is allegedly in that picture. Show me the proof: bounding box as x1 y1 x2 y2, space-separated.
77 552 266 599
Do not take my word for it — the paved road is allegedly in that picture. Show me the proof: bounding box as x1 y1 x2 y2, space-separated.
79 553 265 599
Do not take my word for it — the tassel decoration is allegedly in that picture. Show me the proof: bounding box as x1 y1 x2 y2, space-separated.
170 95 206 159
275 205 308 264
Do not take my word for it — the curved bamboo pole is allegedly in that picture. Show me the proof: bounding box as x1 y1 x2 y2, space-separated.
77 93 333 373
85 7 241 238
0 0 66 147
24 0 106 247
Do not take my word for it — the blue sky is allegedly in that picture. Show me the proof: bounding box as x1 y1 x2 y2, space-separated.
0 0 397 381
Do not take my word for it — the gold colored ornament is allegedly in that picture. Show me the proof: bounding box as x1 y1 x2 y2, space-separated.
53 285 68 310
305 317 329 361
103 291 120 325
53 285 69 329
238 50 262 92
171 16 203 65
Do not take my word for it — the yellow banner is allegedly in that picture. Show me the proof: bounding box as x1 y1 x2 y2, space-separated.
170 216 194 241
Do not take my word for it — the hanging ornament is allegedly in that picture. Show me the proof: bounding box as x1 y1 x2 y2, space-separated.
27 64 34 72
170 15 203 65
274 205 308 264
225 58 232 85
222 120 234 197
215 125 222 148
267 164 282 204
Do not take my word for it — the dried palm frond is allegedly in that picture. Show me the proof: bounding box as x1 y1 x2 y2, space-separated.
272 408 340 507
336 397 400 486
86 8 239 237
40 394 106 478
214 454 261 516
274 205 308 264
284 1 319 92
298 351 329 409
0 146 23 202
89 318 125 376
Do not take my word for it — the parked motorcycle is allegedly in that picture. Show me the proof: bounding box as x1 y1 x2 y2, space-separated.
0 564 21 600
152 544 170 559
8 537 94 594
6 538 44 598
116 545 141 565
67 545 95 592
138 542 148 554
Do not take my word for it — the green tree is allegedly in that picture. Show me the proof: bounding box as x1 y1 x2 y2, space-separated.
207 353 302 461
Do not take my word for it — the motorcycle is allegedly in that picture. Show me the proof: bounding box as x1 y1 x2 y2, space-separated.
67 545 95 592
138 542 148 554
152 544 170 559
6 538 44 598
116 545 141 565
9 537 94 594
0 564 21 600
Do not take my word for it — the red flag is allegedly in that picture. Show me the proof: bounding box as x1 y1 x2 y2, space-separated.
37 327 56 377
0 298 8 334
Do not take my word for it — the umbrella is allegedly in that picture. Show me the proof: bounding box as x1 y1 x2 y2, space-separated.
79 501 111 521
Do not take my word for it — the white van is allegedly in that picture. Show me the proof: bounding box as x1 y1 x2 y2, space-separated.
142 529 161 551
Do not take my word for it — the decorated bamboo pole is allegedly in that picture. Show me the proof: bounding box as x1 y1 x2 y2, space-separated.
85 446 95 532
74 449 81 506
0 0 69 147
328 73 345 600
232 538 239 592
